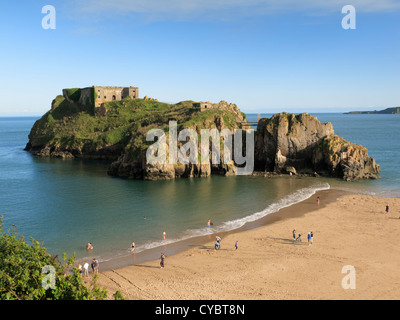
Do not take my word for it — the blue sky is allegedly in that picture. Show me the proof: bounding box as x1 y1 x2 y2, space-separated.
0 0 399 116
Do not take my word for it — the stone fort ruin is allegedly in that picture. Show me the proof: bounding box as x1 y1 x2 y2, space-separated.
60 86 255 123
93 86 139 107
63 85 139 108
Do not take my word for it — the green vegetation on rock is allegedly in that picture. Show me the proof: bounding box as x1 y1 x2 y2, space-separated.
26 97 245 162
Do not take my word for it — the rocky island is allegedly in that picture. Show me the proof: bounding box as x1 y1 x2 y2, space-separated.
255 113 380 181
345 107 400 114
25 86 380 181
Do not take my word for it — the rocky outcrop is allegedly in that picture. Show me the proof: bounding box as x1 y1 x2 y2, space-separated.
255 112 380 181
143 96 159 102
107 116 238 180
313 135 381 181
25 91 380 182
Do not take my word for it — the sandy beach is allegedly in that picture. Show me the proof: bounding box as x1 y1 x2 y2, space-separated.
95 189 400 300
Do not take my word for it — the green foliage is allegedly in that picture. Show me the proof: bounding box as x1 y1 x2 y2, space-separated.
27 97 246 161
47 114 55 127
51 95 65 110
0 216 124 300
113 290 125 300
65 88 81 102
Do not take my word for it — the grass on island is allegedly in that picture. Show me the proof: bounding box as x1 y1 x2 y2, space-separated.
28 96 241 154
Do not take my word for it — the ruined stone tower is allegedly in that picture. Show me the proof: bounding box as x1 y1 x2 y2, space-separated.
63 86 139 109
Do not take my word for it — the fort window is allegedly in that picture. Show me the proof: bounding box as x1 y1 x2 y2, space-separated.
104 96 107 99
112 95 116 101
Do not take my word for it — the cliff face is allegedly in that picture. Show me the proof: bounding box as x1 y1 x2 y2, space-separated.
314 135 381 181
255 113 380 181
107 115 239 180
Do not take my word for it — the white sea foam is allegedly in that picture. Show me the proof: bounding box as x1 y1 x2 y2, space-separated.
132 182 330 255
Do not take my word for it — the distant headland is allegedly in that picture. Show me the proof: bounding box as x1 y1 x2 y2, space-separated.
345 107 400 114
25 85 381 181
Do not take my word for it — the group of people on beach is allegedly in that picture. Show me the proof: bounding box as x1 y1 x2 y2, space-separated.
215 236 239 251
289 196 319 244
75 197 395 276
75 243 99 276
292 228 314 245
78 258 99 277
156 219 240 268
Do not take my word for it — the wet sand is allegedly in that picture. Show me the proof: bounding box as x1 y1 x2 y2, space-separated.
95 189 400 300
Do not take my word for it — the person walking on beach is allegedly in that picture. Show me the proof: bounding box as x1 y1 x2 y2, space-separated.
160 253 165 268
235 240 238 250
386 205 389 214
310 231 314 244
307 232 311 246
292 228 296 241
131 241 135 253
215 236 221 250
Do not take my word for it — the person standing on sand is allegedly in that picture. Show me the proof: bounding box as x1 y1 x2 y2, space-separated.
310 231 314 244
160 253 165 268
91 258 99 274
307 232 311 246
292 228 296 241
235 240 238 250
386 205 389 214
83 262 89 277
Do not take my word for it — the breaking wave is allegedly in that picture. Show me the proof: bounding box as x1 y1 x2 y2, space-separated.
133 182 330 254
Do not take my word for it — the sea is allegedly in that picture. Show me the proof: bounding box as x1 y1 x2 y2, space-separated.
0 113 399 268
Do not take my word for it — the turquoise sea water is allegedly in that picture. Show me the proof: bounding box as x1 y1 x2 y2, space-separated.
0 114 398 266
